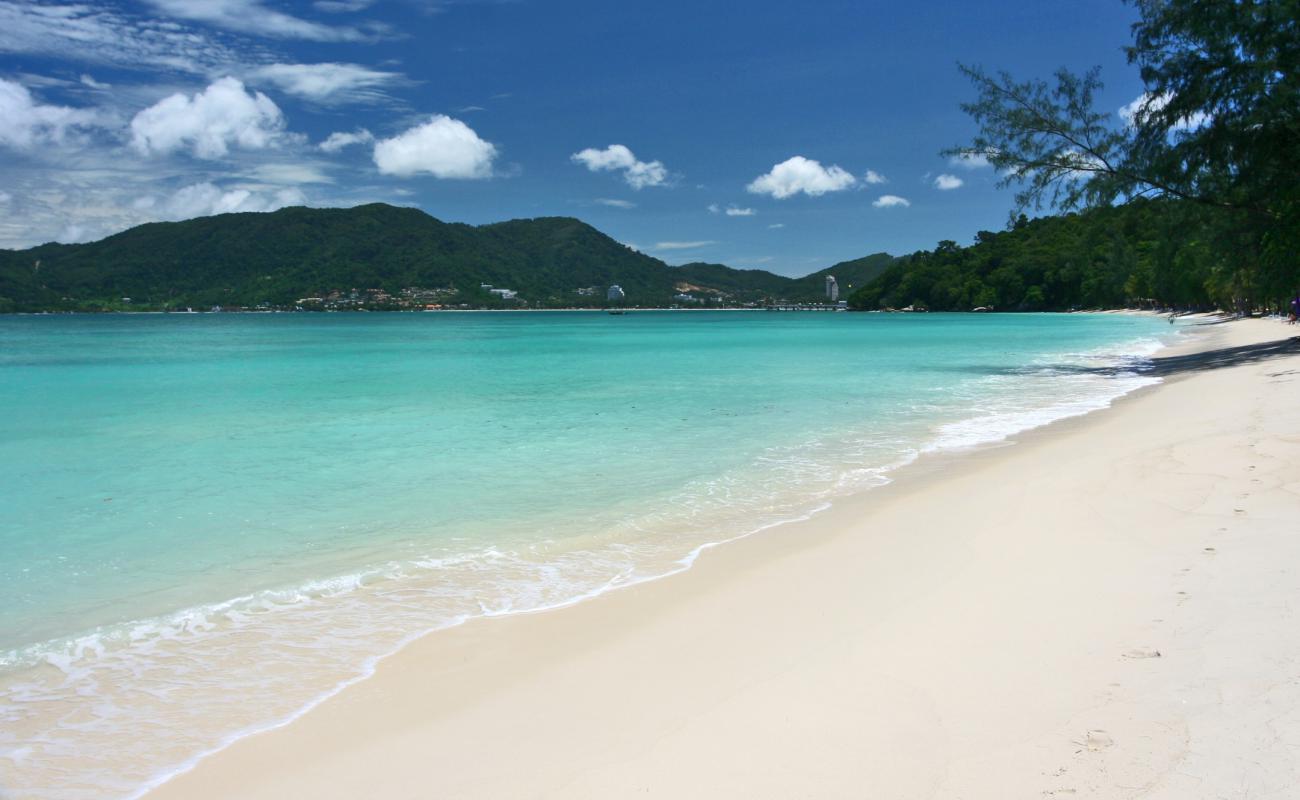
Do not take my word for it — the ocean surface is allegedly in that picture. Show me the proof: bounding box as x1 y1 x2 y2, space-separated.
0 310 1178 798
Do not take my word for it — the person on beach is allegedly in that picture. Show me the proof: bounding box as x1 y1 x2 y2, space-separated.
1289 294 1299 325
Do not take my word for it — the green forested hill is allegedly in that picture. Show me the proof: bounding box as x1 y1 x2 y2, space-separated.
0 204 890 312
4 199 1239 315
848 199 1248 312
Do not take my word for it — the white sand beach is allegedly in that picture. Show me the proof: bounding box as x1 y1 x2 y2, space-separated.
148 316 1300 799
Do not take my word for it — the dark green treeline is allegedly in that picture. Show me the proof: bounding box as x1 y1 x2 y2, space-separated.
848 199 1289 313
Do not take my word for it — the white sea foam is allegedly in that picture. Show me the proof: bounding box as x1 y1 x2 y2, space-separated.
925 334 1167 452
0 325 1180 800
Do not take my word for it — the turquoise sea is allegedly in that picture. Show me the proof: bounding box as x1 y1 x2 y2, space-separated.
0 311 1177 798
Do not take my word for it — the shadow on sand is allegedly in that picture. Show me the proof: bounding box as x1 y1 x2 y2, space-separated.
1146 334 1300 377
1012 326 1300 380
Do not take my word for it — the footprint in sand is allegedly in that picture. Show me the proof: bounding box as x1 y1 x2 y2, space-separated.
1122 647 1162 659
1076 730 1114 752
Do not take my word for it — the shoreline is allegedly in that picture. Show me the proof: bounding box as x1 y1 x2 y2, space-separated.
145 316 1300 799
4 307 1223 316
0 311 1179 799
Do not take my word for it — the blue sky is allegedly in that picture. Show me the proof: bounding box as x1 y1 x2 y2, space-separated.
0 0 1148 275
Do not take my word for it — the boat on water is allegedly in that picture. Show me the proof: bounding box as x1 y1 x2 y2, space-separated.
607 308 626 315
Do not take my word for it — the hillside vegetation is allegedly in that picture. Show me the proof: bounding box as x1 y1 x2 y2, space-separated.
848 199 1258 312
0 204 890 312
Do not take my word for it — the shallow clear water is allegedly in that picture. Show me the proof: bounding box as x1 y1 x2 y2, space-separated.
0 310 1175 798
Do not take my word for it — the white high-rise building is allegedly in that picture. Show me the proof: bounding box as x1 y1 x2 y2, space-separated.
607 284 625 302
825 275 839 302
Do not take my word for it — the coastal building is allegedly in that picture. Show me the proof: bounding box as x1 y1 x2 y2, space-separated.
489 288 518 300
825 275 839 303
607 285 625 302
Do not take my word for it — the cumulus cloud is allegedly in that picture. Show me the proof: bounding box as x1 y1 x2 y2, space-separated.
948 152 991 169
746 156 855 198
1119 91 1208 131
725 206 756 216
570 144 668 189
0 78 104 150
863 169 888 184
933 174 963 190
373 115 497 179
595 198 635 208
1055 149 1108 181
248 63 402 104
131 77 286 159
872 194 910 208
137 181 307 220
654 240 716 251
319 129 374 152
143 0 369 41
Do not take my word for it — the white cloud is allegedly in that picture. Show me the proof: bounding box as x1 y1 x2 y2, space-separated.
654 240 716 251
1057 149 1107 181
248 63 402 104
313 0 375 11
0 1 244 75
767 223 784 229
0 78 104 150
0 156 343 249
725 206 756 216
143 0 369 41
249 163 333 184
319 129 375 152
0 190 10 204
570 144 668 190
373 115 497 179
79 74 110 90
1118 94 1147 126
1119 91 1208 131
949 152 991 169
139 181 307 220
933 174 963 190
872 194 910 208
746 156 855 198
863 169 888 184
130 77 286 159
707 203 719 213
595 198 635 208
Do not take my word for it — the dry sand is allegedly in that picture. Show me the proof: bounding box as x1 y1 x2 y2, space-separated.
149 316 1300 800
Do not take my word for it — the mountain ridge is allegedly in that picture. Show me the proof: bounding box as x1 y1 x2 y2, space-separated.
0 203 892 312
